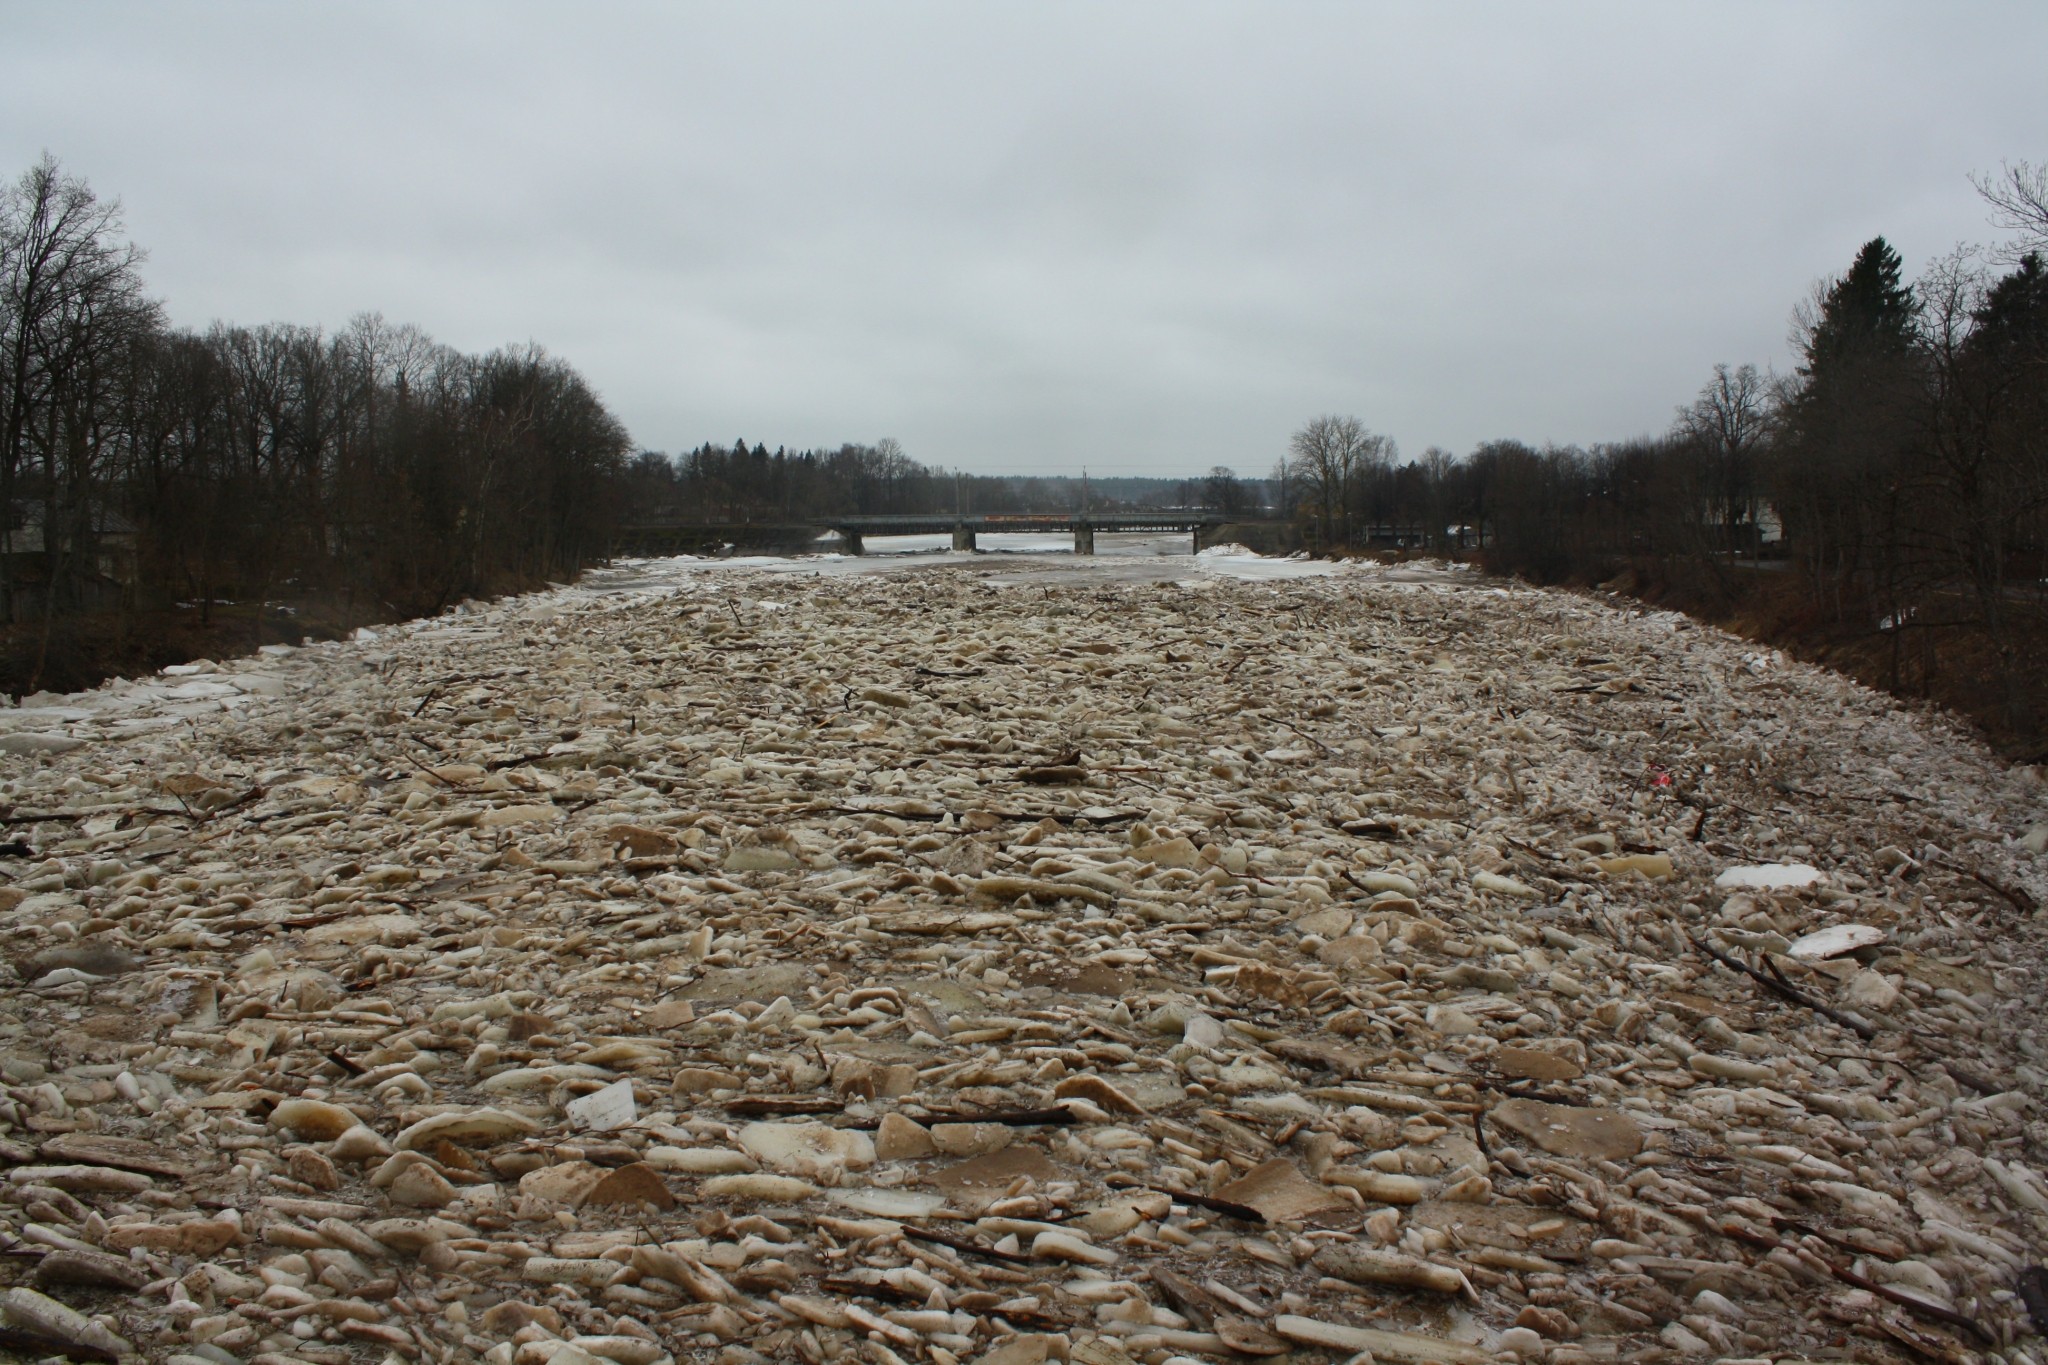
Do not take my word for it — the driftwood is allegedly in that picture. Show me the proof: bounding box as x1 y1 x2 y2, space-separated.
1018 765 1088 785
1719 1219 1992 1344
898 1225 1029 1264
1107 1177 1265 1224
843 1106 1077 1132
816 804 1140 826
1929 856 2039 915
1691 935 1877 1040
721 1097 843 1118
910 1107 1077 1128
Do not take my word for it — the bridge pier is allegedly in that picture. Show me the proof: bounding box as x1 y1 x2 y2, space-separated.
951 525 976 552
839 530 863 556
1073 523 1095 556
1192 523 1224 553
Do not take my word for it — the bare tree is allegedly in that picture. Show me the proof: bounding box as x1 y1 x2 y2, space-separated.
1911 245 2048 724
1418 445 1459 550
1974 160 2048 256
1268 453 1293 519
1674 362 1772 560
0 155 157 638
1289 414 1393 550
1199 465 1251 516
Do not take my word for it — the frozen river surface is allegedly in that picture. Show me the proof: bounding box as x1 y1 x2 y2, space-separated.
0 543 2042 1362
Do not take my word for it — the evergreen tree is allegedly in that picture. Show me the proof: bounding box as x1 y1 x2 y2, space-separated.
1967 251 2048 364
1799 237 1918 380
1774 236 1927 615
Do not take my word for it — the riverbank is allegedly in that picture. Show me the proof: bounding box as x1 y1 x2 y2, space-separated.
1587 560 2048 766
0 599 360 701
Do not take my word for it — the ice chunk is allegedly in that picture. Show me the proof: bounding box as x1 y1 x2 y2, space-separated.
565 1079 637 1132
1785 923 1887 960
1714 863 1823 890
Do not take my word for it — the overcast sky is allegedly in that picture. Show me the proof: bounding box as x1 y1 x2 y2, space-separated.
4 3 2041 476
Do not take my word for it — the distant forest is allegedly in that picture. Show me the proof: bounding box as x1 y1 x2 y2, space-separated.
620 443 1270 522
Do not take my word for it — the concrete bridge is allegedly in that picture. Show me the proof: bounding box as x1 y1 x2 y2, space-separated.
609 511 1235 558
829 511 1229 555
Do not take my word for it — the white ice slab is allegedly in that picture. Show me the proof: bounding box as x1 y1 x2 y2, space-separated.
565 1078 638 1131
1786 923 1888 959
1714 863 1824 890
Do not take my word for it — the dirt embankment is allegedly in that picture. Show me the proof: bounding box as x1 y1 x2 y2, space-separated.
1590 562 2048 766
1 565 573 700
0 602 356 700
1346 547 2046 765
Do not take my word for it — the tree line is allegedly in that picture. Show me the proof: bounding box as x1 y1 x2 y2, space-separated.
1 156 632 685
1275 163 2047 750
619 442 1263 522
624 437 999 521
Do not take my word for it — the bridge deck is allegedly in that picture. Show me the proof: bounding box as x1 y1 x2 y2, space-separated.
825 512 1224 534
609 511 1240 558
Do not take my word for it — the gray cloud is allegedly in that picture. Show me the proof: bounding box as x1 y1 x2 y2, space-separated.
5 1 2041 474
